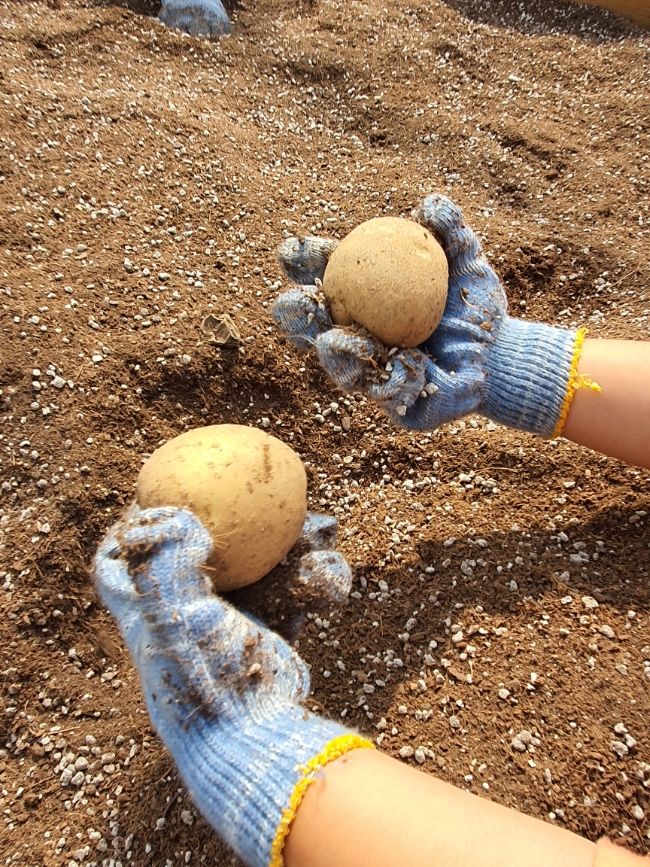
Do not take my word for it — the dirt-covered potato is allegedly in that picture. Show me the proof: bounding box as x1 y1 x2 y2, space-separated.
136 425 307 591
322 216 449 348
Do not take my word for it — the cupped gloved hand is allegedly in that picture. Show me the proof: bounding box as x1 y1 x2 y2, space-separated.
273 194 593 438
93 505 370 867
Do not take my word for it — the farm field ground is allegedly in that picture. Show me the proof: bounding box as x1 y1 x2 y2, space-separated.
1 0 649 863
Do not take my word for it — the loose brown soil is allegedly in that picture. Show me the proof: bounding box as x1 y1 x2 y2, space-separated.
1 0 649 864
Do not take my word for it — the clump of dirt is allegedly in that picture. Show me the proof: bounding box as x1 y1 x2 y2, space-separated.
1 0 648 864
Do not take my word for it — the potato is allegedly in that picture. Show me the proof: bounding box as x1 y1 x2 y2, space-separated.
322 216 449 348
136 425 307 591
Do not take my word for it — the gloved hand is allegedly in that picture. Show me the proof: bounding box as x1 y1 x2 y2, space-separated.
273 194 595 438
159 0 231 38
93 505 370 867
277 511 353 604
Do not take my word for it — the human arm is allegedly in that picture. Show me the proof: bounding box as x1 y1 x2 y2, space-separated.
562 338 650 468
285 747 596 867
273 195 649 469
93 506 646 867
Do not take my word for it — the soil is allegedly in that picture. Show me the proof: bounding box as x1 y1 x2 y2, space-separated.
1 0 649 865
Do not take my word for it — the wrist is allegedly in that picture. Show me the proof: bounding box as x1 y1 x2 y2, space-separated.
482 317 585 437
593 838 649 867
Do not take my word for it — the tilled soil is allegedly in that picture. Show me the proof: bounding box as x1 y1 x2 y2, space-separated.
1 0 649 864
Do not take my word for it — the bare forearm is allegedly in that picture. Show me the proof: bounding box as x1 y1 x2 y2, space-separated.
285 749 594 867
562 339 650 469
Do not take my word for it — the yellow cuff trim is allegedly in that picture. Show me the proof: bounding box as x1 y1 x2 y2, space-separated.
551 327 602 438
269 734 374 867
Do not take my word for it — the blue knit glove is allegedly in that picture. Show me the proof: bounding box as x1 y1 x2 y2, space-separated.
93 505 370 867
159 0 231 37
273 194 590 437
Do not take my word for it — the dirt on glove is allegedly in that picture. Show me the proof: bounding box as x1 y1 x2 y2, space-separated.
1 0 648 864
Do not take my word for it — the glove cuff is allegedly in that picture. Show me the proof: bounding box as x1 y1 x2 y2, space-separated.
173 708 372 867
483 317 593 437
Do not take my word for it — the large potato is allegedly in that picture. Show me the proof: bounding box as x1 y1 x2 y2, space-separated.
136 425 307 591
322 216 449 348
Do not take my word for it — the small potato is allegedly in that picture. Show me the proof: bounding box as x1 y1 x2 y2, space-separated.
322 216 449 348
136 425 307 591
